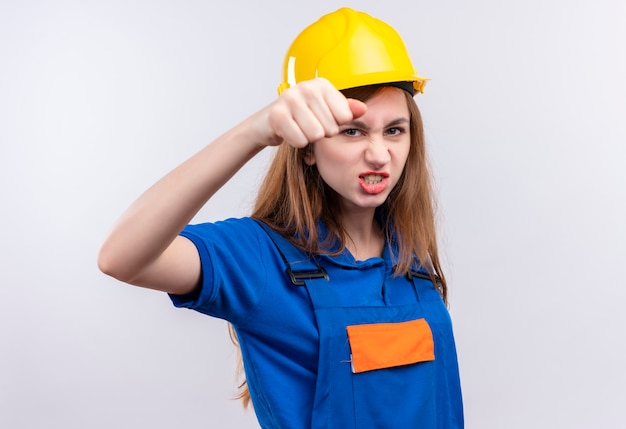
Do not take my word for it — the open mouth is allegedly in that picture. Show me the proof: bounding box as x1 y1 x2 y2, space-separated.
361 174 385 184
359 172 390 194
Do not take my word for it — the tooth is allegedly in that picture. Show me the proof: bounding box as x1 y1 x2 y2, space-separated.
364 175 382 184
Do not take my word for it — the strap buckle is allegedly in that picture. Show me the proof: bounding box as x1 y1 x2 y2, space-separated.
286 267 329 286
407 269 443 294
406 270 432 281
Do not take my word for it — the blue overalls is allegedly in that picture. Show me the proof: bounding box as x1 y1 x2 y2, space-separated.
257 221 464 428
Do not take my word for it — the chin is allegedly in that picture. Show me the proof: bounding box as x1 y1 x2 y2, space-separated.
353 195 389 209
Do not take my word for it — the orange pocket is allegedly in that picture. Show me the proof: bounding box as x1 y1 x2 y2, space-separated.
346 318 435 373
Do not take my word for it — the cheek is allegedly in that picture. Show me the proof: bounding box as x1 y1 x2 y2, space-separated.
313 144 360 168
393 141 411 167
312 147 362 188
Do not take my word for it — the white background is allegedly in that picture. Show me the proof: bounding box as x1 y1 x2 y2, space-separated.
1 0 625 428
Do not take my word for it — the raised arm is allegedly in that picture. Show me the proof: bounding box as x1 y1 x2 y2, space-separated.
97 78 366 295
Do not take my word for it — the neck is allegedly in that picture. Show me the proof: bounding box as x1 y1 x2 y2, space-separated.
341 209 385 261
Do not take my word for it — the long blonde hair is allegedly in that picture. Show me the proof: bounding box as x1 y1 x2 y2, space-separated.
232 84 447 407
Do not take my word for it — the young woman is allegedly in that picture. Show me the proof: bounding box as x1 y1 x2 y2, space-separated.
99 7 463 428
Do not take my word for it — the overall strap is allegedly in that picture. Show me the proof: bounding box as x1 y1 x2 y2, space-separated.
407 266 444 303
254 220 328 285
254 220 339 310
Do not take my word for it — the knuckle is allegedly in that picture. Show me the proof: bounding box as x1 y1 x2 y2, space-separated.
285 133 308 148
333 107 353 125
298 80 316 97
308 125 325 142
267 104 288 127
314 77 331 87
325 124 339 137
280 89 299 106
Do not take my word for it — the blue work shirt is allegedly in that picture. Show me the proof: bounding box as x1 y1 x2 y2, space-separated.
170 217 463 428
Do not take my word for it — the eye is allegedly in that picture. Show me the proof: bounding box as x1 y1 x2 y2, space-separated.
342 128 363 137
385 126 406 136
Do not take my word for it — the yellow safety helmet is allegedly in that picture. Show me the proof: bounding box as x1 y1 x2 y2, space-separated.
277 8 428 96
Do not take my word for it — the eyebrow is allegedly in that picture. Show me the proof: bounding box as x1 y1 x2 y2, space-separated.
343 118 410 130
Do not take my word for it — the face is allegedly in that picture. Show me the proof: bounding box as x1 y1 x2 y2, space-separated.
306 87 411 215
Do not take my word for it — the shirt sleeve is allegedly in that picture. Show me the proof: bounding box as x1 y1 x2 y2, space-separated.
168 217 270 325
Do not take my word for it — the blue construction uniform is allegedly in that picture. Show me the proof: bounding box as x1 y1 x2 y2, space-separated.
170 217 463 428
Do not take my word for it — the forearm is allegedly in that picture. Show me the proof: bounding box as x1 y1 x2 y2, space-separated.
98 79 362 288
98 116 265 283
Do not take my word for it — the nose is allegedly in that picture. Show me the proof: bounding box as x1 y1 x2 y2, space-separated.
364 135 391 168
